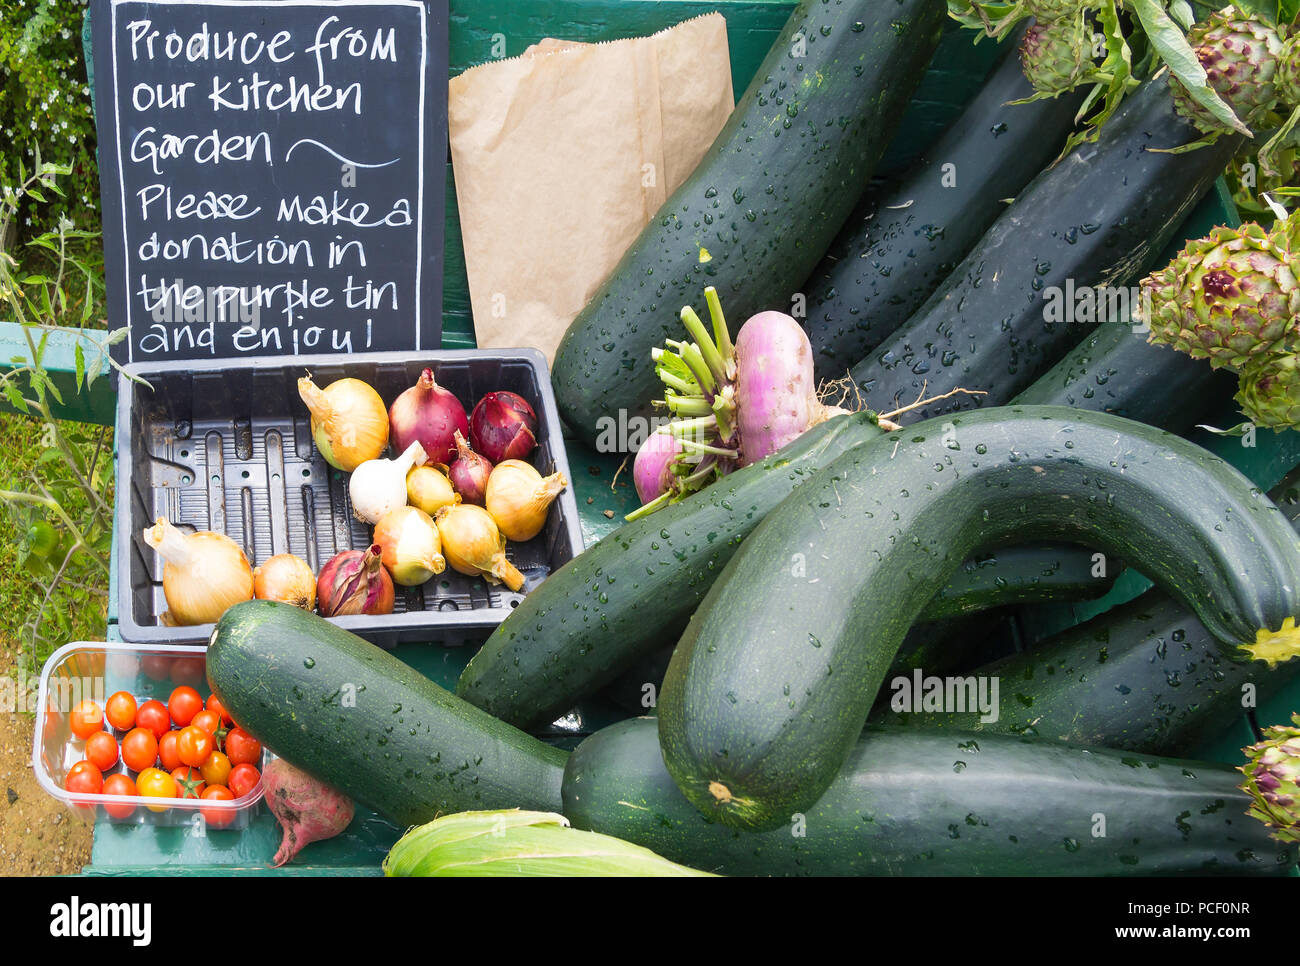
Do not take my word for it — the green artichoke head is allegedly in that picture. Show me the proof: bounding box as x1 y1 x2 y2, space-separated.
1019 14 1096 96
1170 7 1286 135
1241 712 1300 842
1138 220 1300 369
1278 34 1300 109
1236 351 1300 429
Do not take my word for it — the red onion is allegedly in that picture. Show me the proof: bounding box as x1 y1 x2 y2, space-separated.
388 368 469 466
470 391 538 464
448 430 493 505
316 545 395 617
633 429 683 504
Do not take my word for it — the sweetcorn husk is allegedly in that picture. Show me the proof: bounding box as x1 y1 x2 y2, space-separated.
382 809 716 877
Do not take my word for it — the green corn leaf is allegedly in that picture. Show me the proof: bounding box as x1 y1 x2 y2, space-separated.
383 810 717 877
1132 0 1251 136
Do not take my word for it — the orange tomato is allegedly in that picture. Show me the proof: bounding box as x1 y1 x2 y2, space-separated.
120 727 159 773
69 700 103 740
170 766 206 799
177 726 216 767
158 730 183 772
199 785 236 828
199 750 232 788
105 691 138 732
135 699 170 740
64 760 103 795
85 731 119 772
167 686 203 728
206 694 233 727
136 767 178 812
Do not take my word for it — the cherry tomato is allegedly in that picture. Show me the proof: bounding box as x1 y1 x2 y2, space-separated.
158 730 183 772
206 694 234 727
64 760 104 795
227 763 260 799
170 656 206 686
170 766 206 799
85 731 119 772
199 750 232 788
225 728 262 766
190 708 222 739
105 691 138 732
167 686 203 727
135 699 170 740
69 700 103 740
136 767 178 812
199 785 236 828
141 653 171 681
177 725 215 767
120 727 159 773
101 774 138 820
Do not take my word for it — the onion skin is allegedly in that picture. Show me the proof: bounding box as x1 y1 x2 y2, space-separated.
298 376 389 472
485 461 567 542
388 368 469 466
449 430 493 505
253 554 317 610
470 392 538 464
633 430 683 505
733 311 817 466
434 504 525 592
316 545 395 617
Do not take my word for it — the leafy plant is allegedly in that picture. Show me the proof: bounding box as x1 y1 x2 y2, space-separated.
0 157 134 671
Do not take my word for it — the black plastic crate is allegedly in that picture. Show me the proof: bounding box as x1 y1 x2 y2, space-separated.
114 349 583 647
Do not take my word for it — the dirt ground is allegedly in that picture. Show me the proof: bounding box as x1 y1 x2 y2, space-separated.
0 634 94 875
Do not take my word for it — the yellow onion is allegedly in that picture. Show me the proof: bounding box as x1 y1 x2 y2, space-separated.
142 517 254 625
407 465 460 516
374 506 446 586
253 553 317 610
434 504 524 592
298 374 389 472
485 460 567 542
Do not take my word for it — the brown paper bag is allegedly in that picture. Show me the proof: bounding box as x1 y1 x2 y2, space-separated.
448 13 734 364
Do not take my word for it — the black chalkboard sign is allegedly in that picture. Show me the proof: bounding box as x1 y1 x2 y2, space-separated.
91 0 448 362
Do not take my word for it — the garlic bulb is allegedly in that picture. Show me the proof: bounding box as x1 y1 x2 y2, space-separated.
349 441 427 524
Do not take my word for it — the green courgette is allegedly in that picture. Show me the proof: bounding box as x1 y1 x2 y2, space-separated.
846 76 1242 420
551 0 947 447
658 406 1300 830
804 29 1085 381
457 412 887 730
563 717 1294 876
205 600 568 827
875 466 1300 755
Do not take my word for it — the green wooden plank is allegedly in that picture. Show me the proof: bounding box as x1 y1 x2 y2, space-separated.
0 323 118 425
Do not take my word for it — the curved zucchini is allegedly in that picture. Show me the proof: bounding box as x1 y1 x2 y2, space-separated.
845 76 1242 420
921 542 1116 620
551 0 948 446
658 406 1300 830
805 31 1085 381
457 413 887 730
1013 319 1237 432
206 600 568 827
875 467 1300 755
563 718 1294 876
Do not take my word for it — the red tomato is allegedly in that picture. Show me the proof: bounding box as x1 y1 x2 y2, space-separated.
177 725 215 767
167 686 203 727
85 731 119 772
227 763 260 799
136 767 177 812
170 656 206 686
105 691 138 732
170 766 207 799
135 699 170 740
206 694 234 727
69 700 103 740
64 760 103 796
190 708 222 738
225 728 262 766
120 727 159 773
140 653 171 681
199 750 232 788
101 773 137 820
157 730 183 772
199 785 236 828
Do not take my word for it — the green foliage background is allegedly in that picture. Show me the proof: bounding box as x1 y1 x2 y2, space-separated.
0 0 99 237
